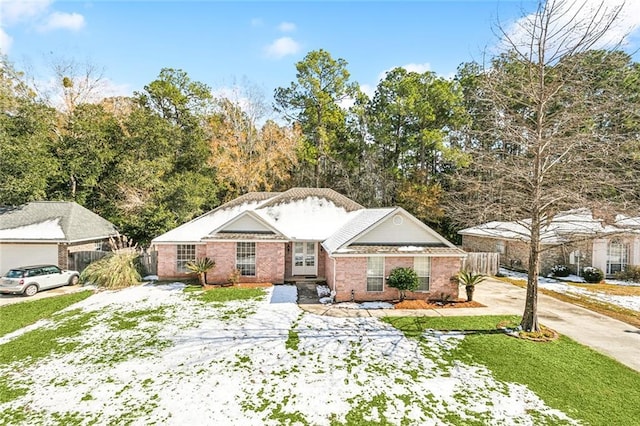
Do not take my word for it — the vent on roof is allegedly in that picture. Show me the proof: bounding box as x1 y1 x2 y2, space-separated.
392 215 403 225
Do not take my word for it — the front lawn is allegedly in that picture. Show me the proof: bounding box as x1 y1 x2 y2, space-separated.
1 284 637 425
0 290 93 337
385 315 640 426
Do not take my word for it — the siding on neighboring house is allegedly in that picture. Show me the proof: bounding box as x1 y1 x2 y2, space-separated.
331 256 460 302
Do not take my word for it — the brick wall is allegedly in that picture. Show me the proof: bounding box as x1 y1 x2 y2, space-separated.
206 241 285 284
332 256 461 302
156 244 206 279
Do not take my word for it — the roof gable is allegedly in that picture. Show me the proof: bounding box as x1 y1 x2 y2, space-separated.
210 211 284 237
152 198 270 243
324 208 457 254
0 202 117 242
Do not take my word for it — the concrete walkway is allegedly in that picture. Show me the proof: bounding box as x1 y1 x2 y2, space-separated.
300 278 640 372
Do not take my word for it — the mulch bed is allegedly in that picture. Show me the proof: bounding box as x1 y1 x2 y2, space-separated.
496 320 560 342
202 283 273 290
394 299 485 309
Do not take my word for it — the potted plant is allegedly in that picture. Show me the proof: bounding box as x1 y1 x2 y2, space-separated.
185 257 216 286
457 270 487 302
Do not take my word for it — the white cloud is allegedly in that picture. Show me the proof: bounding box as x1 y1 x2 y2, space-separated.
503 0 640 59
0 28 13 53
264 37 301 59
359 83 375 99
38 12 85 32
277 21 296 32
0 0 52 24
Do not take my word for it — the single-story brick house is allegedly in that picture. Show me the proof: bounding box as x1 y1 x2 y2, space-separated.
152 188 466 302
459 208 640 277
0 202 119 275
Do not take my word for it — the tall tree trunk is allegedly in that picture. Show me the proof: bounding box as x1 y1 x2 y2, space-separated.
521 215 541 332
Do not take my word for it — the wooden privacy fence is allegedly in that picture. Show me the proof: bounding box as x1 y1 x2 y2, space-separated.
69 250 158 276
68 251 109 273
139 250 158 276
463 252 500 276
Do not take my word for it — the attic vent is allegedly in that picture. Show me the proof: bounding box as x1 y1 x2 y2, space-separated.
392 215 403 225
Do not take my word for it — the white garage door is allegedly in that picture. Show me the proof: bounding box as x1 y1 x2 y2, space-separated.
0 244 59 276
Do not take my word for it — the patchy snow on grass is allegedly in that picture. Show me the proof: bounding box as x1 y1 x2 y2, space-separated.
500 268 640 312
538 282 640 312
0 284 578 425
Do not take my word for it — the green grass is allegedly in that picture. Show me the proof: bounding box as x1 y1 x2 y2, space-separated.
0 290 93 337
0 310 97 365
191 287 266 303
384 315 640 426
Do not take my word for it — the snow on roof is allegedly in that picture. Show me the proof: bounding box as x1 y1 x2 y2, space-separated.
323 209 394 253
256 197 360 241
152 201 266 243
0 218 65 240
459 208 640 244
0 202 117 242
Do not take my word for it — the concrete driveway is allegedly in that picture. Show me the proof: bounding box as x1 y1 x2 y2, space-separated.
0 285 88 307
302 278 640 372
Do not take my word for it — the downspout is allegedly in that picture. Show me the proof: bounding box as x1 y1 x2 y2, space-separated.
332 256 337 293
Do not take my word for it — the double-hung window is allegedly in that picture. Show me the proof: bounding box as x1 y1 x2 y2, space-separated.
176 244 196 273
366 257 384 292
414 257 431 291
236 242 256 276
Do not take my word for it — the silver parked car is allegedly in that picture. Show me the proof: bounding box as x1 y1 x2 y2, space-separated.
0 265 80 297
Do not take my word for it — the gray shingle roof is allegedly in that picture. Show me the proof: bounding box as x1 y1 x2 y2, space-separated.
0 202 118 242
322 208 395 253
258 188 364 212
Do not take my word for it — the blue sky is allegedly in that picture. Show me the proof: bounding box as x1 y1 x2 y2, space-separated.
2 1 640 104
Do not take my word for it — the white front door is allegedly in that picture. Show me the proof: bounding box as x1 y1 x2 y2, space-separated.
292 242 317 276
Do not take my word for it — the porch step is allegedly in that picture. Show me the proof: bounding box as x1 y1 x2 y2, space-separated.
284 276 327 285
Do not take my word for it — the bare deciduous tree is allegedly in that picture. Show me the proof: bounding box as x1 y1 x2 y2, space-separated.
447 0 640 331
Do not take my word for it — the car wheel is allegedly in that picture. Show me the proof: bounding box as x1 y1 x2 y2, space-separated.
68 275 79 286
24 284 38 297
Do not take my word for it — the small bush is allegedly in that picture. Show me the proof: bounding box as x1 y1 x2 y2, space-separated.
386 267 419 301
551 264 570 277
613 265 640 283
582 267 604 284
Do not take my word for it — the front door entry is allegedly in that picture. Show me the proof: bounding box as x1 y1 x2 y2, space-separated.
292 242 317 276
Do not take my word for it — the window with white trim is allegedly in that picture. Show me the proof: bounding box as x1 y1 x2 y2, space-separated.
176 244 196 273
236 242 256 276
606 240 628 275
414 257 431 291
495 241 505 254
366 257 384 292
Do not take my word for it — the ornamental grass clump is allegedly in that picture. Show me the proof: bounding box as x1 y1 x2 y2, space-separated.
80 235 141 289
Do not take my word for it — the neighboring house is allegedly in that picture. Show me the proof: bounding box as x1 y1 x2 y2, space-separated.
459 208 640 276
152 188 466 302
0 202 119 275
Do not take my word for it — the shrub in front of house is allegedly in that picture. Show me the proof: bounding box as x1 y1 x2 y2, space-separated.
582 267 604 284
613 265 640 283
550 264 570 277
386 267 419 301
